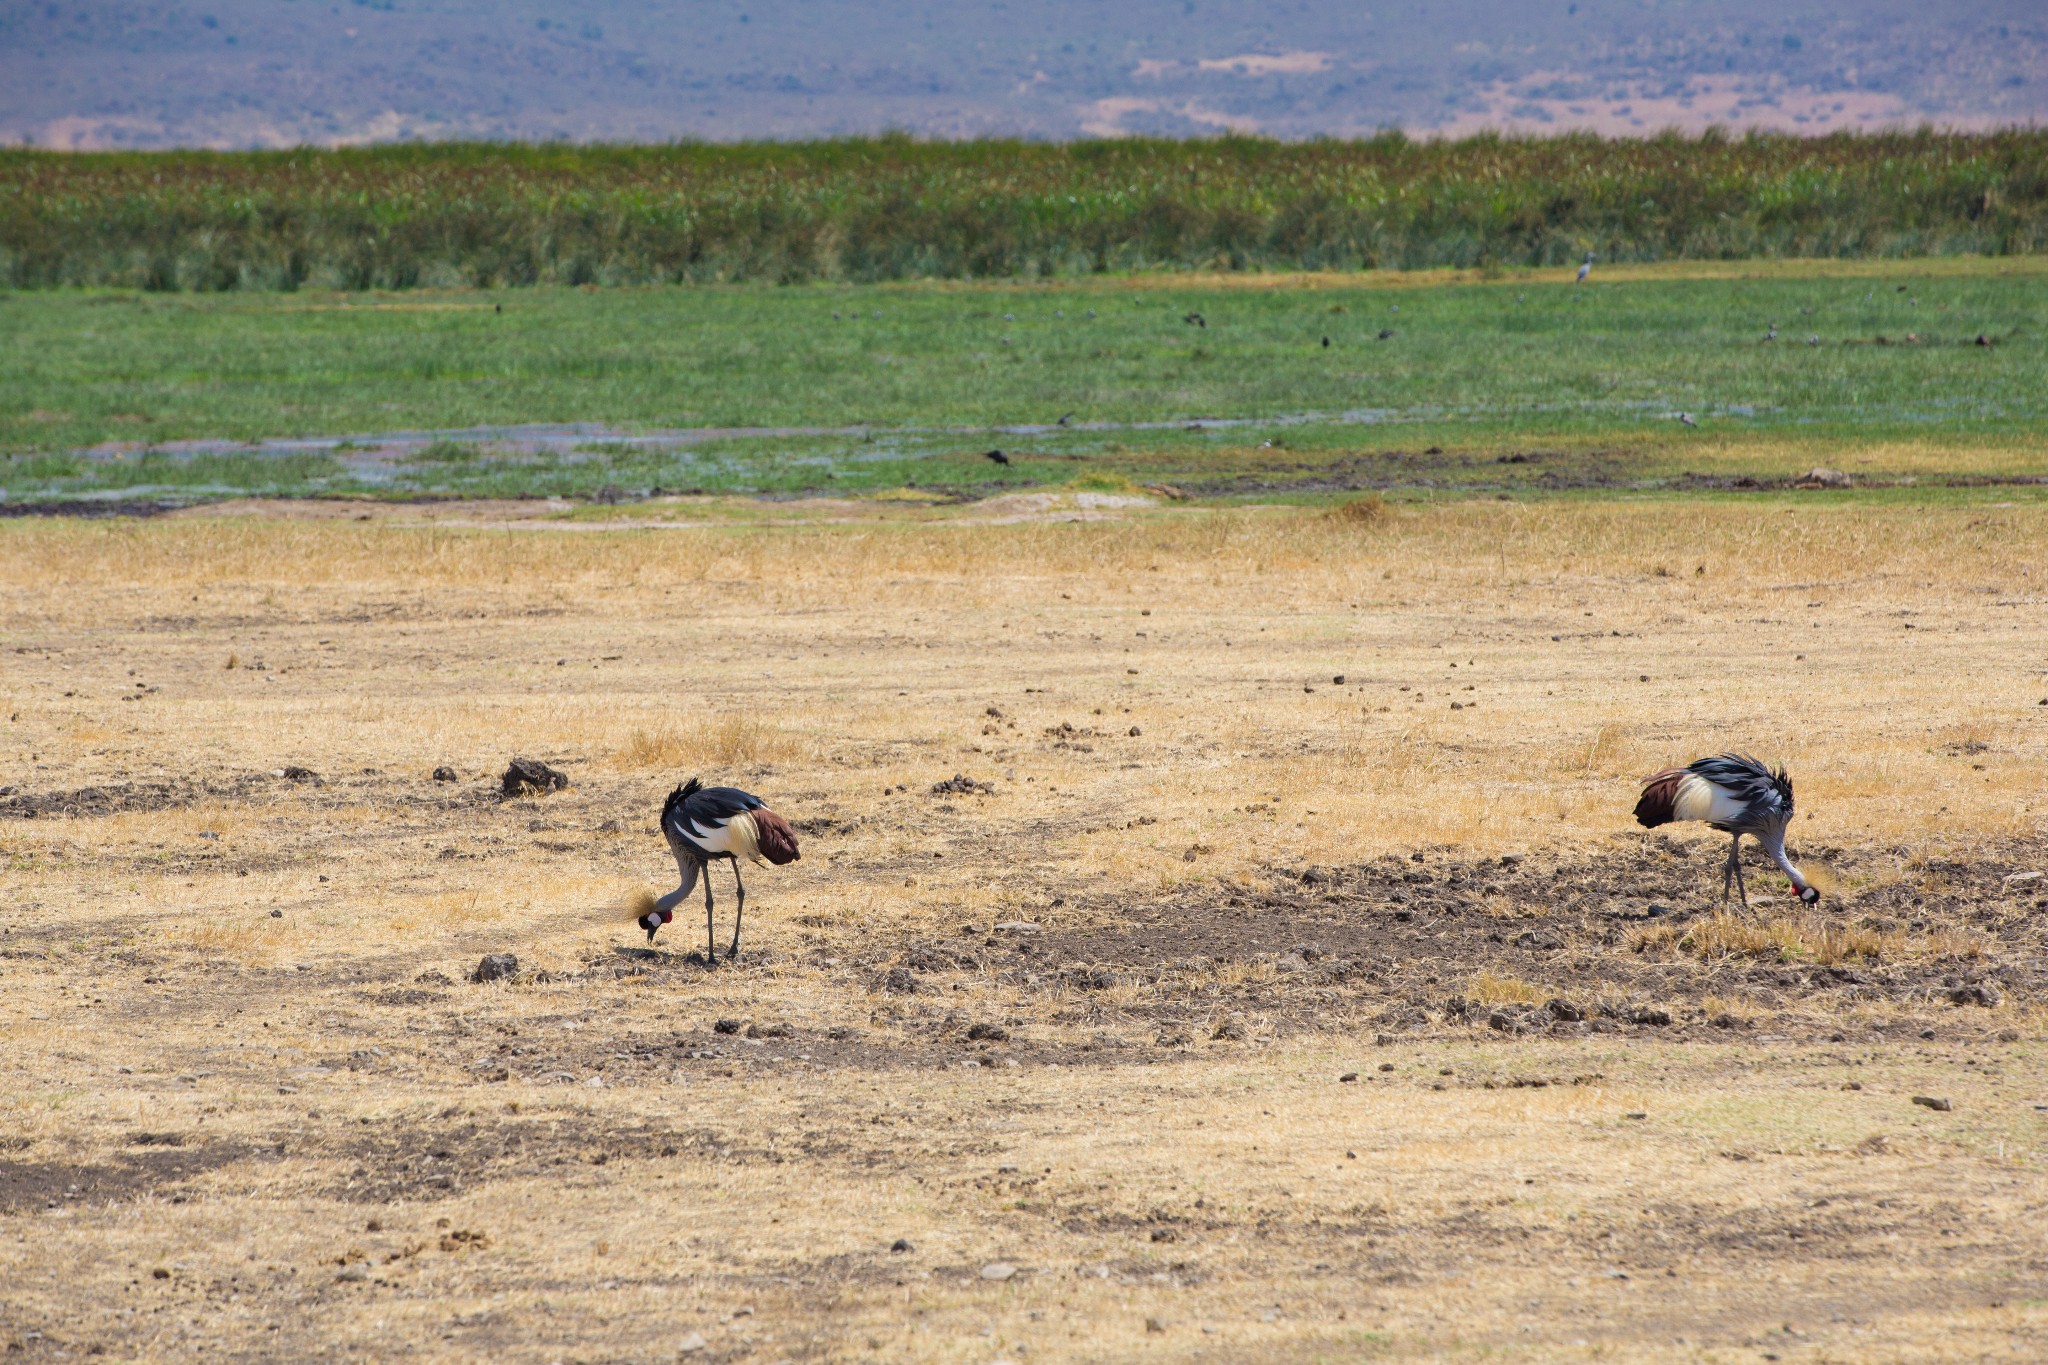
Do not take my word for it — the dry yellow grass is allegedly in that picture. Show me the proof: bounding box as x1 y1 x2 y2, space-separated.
0 495 2043 1362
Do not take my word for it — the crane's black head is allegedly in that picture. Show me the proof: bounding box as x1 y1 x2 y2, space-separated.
640 906 673 941
1797 885 1820 906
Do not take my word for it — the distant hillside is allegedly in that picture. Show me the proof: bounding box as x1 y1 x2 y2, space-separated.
1 0 2042 150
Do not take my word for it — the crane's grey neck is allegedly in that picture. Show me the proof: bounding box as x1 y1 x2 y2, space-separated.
1759 828 1808 892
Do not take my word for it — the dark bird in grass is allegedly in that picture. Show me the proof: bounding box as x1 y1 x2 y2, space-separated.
984 449 1010 466
1677 412 1698 428
1765 324 1779 342
1321 336 1331 348
1634 754 1817 907
1056 412 1073 426
1377 328 1395 341
1183 312 1206 328
637 778 801 963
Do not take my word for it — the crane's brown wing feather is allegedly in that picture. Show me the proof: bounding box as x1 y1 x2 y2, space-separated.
1634 769 1687 827
752 808 801 865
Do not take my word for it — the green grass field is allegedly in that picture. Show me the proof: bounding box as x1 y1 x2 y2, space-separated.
3 257 2044 504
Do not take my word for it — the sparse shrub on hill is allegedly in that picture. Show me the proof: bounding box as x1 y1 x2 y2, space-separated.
0 129 2043 290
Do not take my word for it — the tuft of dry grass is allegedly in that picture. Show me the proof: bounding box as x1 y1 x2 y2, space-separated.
1641 912 1994 966
1324 492 1390 526
1467 969 1548 1004
612 713 793 771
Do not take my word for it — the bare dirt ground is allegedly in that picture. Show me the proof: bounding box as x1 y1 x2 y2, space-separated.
1 496 2044 1362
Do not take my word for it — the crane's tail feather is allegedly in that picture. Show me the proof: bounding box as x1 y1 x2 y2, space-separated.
1634 769 1688 827
753 808 801 865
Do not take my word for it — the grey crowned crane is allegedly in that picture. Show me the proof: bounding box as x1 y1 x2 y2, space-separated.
1575 252 1594 284
1634 754 1818 907
637 778 801 963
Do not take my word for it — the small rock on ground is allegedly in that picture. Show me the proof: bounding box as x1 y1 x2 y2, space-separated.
979 1262 1017 1281
501 757 568 795
471 953 518 984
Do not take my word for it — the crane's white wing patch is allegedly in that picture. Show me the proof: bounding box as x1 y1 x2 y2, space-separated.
1673 774 1747 826
684 810 761 860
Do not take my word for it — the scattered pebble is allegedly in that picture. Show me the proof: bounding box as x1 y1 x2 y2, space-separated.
470 954 518 984
979 1261 1017 1281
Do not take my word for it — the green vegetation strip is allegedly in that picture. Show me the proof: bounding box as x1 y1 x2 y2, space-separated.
3 131 2044 291
2 260 2041 505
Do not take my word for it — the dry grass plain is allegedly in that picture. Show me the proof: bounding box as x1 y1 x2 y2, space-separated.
2 490 2046 1363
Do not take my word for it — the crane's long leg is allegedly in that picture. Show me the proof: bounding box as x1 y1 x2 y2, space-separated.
703 863 718 966
728 859 746 959
1722 834 1741 906
1730 834 1751 908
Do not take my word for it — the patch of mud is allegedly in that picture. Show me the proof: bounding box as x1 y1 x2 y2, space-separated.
0 499 181 519
1179 449 1637 497
947 840 2047 1042
311 1110 899 1204
0 777 264 819
0 769 527 823
0 1143 247 1215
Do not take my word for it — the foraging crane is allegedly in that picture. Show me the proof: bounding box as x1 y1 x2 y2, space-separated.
1575 252 1594 284
1633 754 1818 907
637 778 801 963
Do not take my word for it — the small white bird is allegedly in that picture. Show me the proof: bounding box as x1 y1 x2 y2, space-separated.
1765 324 1779 342
1575 252 1593 284
1677 412 1698 428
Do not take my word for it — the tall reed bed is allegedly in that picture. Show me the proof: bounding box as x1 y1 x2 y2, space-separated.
2 129 2043 289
